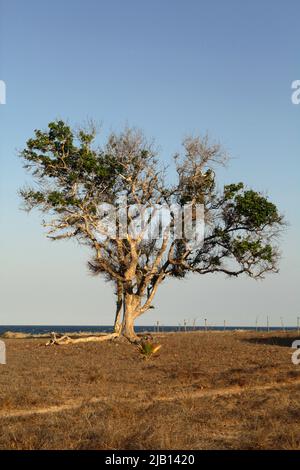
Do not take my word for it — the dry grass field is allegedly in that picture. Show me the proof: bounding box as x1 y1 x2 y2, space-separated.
0 331 299 450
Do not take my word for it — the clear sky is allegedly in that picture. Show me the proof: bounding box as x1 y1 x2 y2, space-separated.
0 0 299 327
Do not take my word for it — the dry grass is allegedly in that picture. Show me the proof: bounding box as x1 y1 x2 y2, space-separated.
0 331 299 450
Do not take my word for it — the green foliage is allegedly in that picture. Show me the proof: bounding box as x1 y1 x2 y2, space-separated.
232 238 274 262
19 120 120 213
235 190 281 227
224 182 244 200
46 191 81 208
138 339 162 359
19 189 45 205
222 185 282 230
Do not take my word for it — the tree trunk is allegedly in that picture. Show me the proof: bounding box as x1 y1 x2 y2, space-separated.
121 312 136 341
46 291 149 346
113 282 123 335
121 293 141 342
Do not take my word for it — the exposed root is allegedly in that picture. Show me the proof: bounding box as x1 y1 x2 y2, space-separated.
122 335 140 344
45 332 119 346
45 331 153 346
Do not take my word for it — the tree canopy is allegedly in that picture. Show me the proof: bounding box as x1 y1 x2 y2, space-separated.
19 120 285 341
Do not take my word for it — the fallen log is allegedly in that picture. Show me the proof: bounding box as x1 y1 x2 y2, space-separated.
45 332 119 346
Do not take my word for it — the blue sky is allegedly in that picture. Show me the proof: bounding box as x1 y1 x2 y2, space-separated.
0 0 299 326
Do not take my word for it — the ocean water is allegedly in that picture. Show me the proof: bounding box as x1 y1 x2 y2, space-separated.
0 325 298 335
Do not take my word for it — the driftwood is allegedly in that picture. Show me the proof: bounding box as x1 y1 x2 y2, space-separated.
45 332 119 346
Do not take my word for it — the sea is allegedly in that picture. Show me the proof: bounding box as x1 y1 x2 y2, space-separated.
0 325 298 335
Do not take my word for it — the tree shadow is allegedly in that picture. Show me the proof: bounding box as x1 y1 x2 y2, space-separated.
244 336 300 348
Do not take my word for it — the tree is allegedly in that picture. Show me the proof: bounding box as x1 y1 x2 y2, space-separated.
19 120 285 342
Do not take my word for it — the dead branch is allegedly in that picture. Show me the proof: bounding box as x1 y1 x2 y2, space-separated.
45 332 119 346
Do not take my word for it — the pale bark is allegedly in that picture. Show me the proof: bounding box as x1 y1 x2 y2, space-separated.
121 313 136 341
45 332 118 346
121 293 141 342
113 282 123 334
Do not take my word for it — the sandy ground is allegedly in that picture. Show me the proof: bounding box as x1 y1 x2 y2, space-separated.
0 331 299 449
